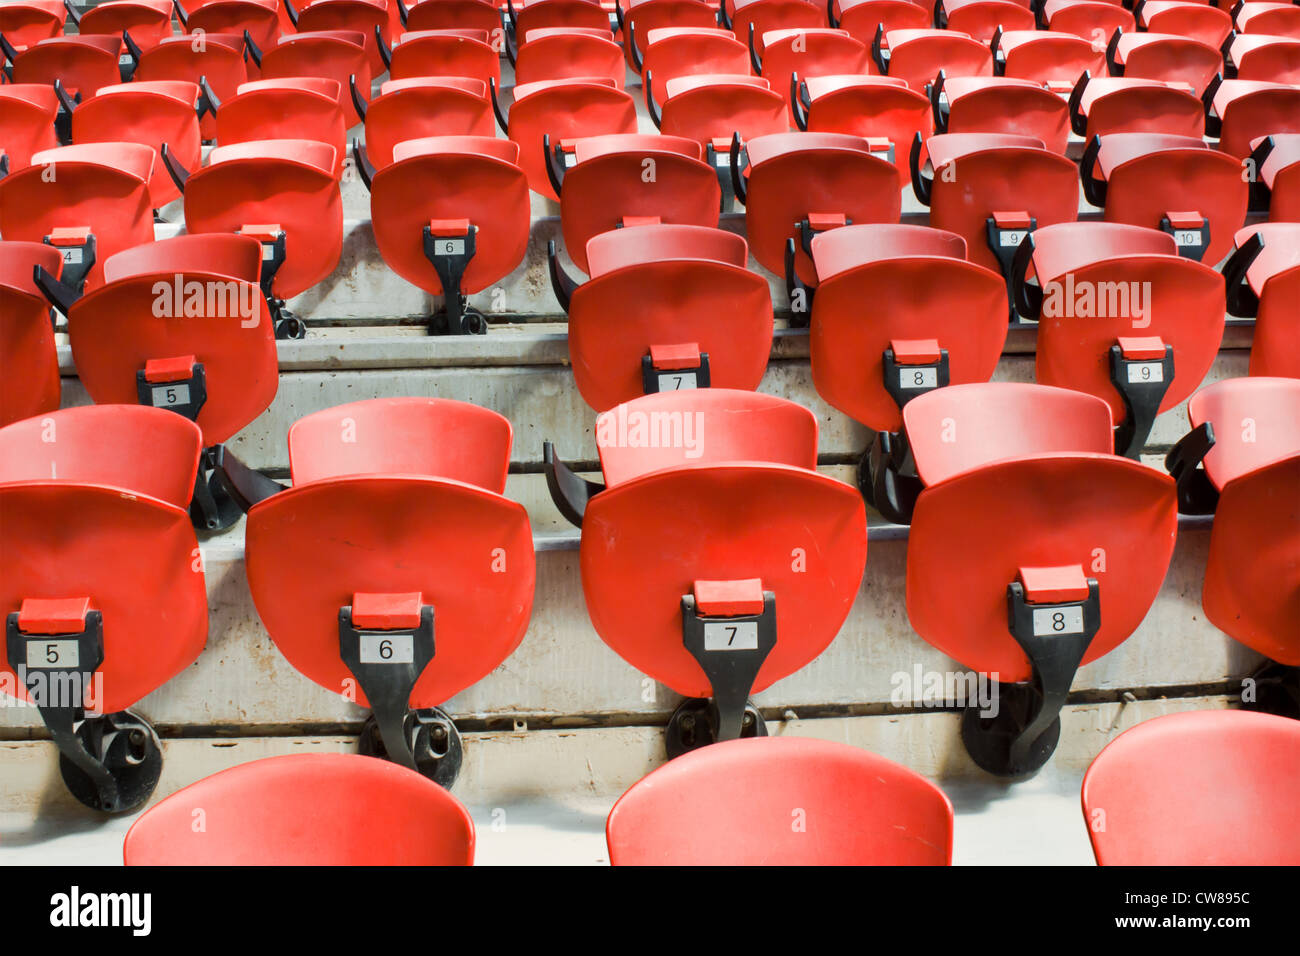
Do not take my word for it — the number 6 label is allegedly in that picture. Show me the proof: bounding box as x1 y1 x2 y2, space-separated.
359 634 415 664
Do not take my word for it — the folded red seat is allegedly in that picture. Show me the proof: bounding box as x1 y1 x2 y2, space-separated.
607 737 954 864
0 0 67 48
647 74 787 149
505 0 612 60
163 137 342 338
910 132 1076 302
1221 31 1300 82
248 29 370 125
356 134 529 334
1204 76 1300 158
241 397 536 789
0 241 63 428
1011 221 1225 458
872 27 994 89
513 25 625 87
724 0 824 43
1233 0 1300 38
621 0 722 73
545 389 868 753
285 0 393 75
1134 0 1232 46
1245 133 1300 217
830 0 931 42
890 382 1177 776
1066 73 1204 139
68 80 203 208
0 83 59 170
176 0 281 54
124 753 476 865
550 133 721 274
548 223 773 410
212 77 347 176
32 233 277 530
7 36 125 98
1105 29 1222 95
358 77 494 169
751 28 871 110
73 0 176 56
935 0 1036 41
635 26 750 107
738 130 900 288
929 73 1070 152
1082 711 1300 864
791 75 929 187
127 32 249 140
400 0 505 33
384 28 501 86
0 405 208 812
993 28 1106 86
1221 222 1300 343
805 224 1007 518
1080 131 1249 262
1038 0 1133 41
0 141 156 291
1164 379 1300 697
491 76 636 198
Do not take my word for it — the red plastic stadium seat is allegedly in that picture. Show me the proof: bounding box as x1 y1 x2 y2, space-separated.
873 28 994 90
51 234 277 453
10 36 124 98
1135 0 1232 47
994 29 1107 86
911 132 1077 284
1011 222 1225 458
404 0 505 34
77 0 176 52
124 753 476 865
177 138 343 306
360 77 495 169
1223 32 1300 82
292 0 394 75
0 83 59 171
256 30 371 125
1207 78 1300 159
832 0 932 44
808 224 1008 438
754 29 873 107
1041 0 1134 43
638 27 752 105
937 0 1036 42
1168 378 1300 664
515 26 626 87
512 0 612 36
1105 30 1222 96
131 33 250 141
0 142 156 291
792 75 930 186
180 0 282 55
607 737 954 864
895 382 1176 776
1080 131 1249 264
1066 75 1204 140
387 29 501 85
243 398 536 787
214 78 348 176
364 135 530 333
71 81 202 208
0 241 63 427
1222 221 1300 322
741 131 901 285
494 77 637 199
729 0 824 46
623 0 725 73
0 0 67 48
931 75 1070 153
553 223 774 410
1234 223 1300 375
1235 1 1300 39
649 74 788 146
1082 710 1300 864
552 133 720 274
547 389 867 754
0 405 208 812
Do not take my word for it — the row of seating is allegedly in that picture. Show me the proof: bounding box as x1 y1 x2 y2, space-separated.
117 709 1300 864
2 376 1296 810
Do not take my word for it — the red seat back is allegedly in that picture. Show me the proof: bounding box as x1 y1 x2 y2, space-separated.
0 241 63 427
0 0 67 47
215 78 348 175
0 83 59 171
12 36 124 98
260 31 371 126
134 34 250 141
364 78 495 169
